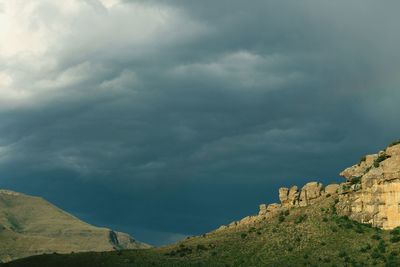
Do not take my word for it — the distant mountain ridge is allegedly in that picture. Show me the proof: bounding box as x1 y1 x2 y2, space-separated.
0 189 149 262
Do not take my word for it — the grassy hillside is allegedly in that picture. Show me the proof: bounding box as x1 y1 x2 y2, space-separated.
3 195 400 267
0 190 148 262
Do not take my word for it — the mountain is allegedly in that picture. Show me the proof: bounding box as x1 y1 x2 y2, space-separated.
0 190 150 263
2 141 400 267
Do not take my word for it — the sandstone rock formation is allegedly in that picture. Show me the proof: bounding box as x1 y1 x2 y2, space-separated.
337 142 400 229
217 141 400 232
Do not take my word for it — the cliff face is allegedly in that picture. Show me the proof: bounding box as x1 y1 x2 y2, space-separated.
337 142 400 229
217 141 400 232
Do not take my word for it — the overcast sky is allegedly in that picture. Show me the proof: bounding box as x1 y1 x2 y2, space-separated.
1 0 400 245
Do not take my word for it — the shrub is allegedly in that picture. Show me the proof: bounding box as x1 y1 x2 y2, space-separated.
359 155 367 164
378 240 386 253
390 251 399 256
390 227 400 235
323 258 331 263
350 176 362 185
248 227 256 233
283 209 290 216
278 213 285 223
389 139 400 147
390 236 400 243
371 249 381 259
322 217 329 222
342 184 351 191
339 251 347 258
372 233 381 240
196 244 207 251
295 215 307 224
373 154 390 168
240 233 247 239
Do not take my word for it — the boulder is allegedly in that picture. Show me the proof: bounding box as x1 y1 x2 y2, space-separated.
267 203 281 212
288 186 299 205
299 182 323 206
258 204 267 215
324 184 339 195
279 187 289 204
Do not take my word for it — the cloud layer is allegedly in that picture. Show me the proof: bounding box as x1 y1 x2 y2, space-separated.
1 0 400 245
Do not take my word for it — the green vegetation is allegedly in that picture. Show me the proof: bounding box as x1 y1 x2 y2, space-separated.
350 176 362 185
359 155 367 165
373 153 391 168
389 139 400 147
4 197 400 267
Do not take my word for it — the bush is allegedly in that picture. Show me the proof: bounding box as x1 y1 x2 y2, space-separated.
359 155 367 164
350 176 362 185
390 227 400 235
248 227 256 233
240 233 247 239
283 210 290 216
322 217 329 222
390 236 400 243
196 244 207 251
389 139 400 147
278 213 285 223
378 240 386 253
339 251 347 258
373 154 390 168
295 215 307 224
371 249 381 259
372 233 381 240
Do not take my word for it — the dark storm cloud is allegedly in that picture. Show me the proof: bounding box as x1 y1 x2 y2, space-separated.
1 0 400 245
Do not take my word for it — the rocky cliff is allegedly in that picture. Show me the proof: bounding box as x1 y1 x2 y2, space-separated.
0 190 150 262
216 141 400 231
338 141 400 229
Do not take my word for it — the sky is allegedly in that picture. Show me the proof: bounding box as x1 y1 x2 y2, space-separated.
1 0 400 245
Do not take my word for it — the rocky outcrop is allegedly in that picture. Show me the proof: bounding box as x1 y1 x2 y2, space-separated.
216 141 400 232
336 142 400 229
278 182 336 208
325 184 340 195
218 181 339 231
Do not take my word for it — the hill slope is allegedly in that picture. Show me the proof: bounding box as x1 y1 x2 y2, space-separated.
0 190 149 263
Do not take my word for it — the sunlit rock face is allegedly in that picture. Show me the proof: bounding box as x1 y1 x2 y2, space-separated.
337 142 400 229
216 142 400 232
